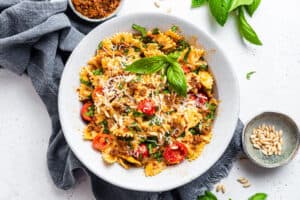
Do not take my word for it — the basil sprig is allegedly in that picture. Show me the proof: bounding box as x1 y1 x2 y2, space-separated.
238 8 262 45
191 0 262 46
125 53 187 96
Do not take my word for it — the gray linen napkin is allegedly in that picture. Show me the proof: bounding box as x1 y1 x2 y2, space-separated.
0 1 244 199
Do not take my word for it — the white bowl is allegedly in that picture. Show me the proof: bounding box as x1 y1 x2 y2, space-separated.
68 0 125 23
58 13 240 192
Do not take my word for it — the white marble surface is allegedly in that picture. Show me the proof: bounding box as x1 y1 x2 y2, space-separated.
0 0 300 199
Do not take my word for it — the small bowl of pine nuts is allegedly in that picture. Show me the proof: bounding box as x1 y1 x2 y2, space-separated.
242 112 300 168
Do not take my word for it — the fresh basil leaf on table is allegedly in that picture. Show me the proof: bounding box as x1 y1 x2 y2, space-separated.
192 0 206 8
229 0 254 12
246 0 261 16
208 0 231 26
197 191 217 200
248 193 268 200
238 8 262 45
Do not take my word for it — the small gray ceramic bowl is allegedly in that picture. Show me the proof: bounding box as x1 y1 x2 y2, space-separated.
68 0 124 23
242 112 300 168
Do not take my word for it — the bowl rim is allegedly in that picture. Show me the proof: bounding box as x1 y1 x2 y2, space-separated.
58 12 240 192
242 111 300 168
68 0 125 23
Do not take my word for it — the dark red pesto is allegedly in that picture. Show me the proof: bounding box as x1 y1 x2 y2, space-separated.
72 0 121 19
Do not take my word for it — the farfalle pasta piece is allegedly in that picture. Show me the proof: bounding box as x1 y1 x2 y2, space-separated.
150 32 176 50
199 71 213 90
186 142 206 161
165 29 183 41
145 161 166 176
187 47 205 66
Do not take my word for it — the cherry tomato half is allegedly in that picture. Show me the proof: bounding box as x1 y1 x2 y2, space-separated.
92 86 103 100
182 65 190 73
81 102 93 122
92 134 113 151
198 93 208 106
135 144 149 159
137 99 156 116
163 141 188 165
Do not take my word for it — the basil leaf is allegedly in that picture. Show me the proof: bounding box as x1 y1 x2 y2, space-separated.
125 56 167 74
229 0 253 12
248 193 267 200
197 191 217 200
192 0 206 8
208 0 231 26
246 71 256 80
167 51 181 61
171 25 178 32
132 24 147 37
246 0 261 16
238 8 262 45
167 62 187 96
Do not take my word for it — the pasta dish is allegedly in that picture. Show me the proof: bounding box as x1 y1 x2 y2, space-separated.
77 24 218 176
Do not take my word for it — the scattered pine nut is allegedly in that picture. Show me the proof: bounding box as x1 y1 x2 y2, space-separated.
216 184 226 193
154 1 160 8
237 177 251 188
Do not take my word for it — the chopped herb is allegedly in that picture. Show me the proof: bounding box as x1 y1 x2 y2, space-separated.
165 131 170 137
183 47 191 63
145 136 158 146
166 110 175 115
149 116 162 126
152 28 160 35
189 123 202 135
142 36 153 43
97 41 103 50
134 47 141 52
124 106 131 114
179 132 186 137
101 120 109 134
163 88 170 94
132 24 147 37
246 71 256 80
85 105 94 117
80 78 92 86
199 64 208 71
124 48 129 54
128 122 142 132
133 110 144 117
152 151 163 161
177 40 190 51
118 82 123 89
147 143 153 154
93 68 103 75
171 25 178 32
206 103 217 120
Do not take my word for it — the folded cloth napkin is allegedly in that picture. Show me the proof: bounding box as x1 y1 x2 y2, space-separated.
0 1 244 199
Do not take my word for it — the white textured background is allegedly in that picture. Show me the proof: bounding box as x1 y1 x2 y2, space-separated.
0 0 300 199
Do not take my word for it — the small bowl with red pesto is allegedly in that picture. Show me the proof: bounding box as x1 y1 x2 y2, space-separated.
68 0 124 23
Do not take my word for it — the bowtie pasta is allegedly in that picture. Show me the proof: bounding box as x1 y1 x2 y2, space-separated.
78 24 218 176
